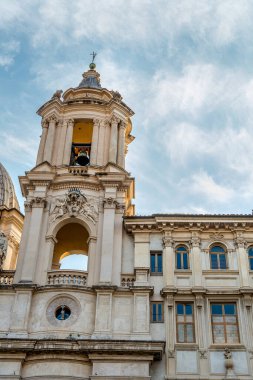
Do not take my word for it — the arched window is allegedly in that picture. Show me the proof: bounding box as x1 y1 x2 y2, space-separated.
210 245 227 270
248 246 253 270
176 245 189 270
52 223 89 271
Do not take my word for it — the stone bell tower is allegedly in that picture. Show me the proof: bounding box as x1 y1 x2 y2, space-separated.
14 60 135 287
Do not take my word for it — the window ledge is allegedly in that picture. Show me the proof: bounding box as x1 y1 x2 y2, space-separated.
202 270 239 275
209 344 245 350
174 270 192 274
174 343 198 349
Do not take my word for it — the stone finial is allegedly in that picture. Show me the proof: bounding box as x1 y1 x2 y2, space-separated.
51 90 63 99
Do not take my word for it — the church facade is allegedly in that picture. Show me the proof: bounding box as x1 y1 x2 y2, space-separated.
0 62 253 380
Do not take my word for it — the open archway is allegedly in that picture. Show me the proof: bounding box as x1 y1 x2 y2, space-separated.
52 223 89 271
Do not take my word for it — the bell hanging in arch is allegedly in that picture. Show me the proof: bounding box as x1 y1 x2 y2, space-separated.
76 149 90 166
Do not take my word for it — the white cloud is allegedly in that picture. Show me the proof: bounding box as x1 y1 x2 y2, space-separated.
0 40 20 67
191 171 234 202
0 132 37 166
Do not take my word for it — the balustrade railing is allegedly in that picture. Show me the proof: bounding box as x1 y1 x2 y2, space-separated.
0 270 15 285
121 274 135 287
47 270 88 286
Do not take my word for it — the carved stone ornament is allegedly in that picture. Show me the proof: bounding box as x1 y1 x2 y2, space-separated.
234 232 246 249
199 350 207 359
0 232 7 270
167 350 175 358
190 233 200 247
103 197 118 209
209 232 224 240
31 197 47 208
50 188 98 224
162 237 174 248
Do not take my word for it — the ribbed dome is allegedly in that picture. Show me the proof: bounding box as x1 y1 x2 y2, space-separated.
0 163 20 210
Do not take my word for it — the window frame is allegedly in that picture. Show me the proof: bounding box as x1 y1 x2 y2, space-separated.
150 301 164 323
209 244 227 270
248 246 253 270
150 251 163 275
175 245 190 270
176 302 195 343
210 302 240 344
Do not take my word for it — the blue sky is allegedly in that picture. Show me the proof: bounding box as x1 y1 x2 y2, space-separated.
1 0 253 215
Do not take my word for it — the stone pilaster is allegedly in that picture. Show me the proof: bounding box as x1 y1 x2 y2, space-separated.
109 115 119 163
36 119 48 165
234 232 250 288
97 119 107 166
190 232 202 288
99 197 117 284
117 121 126 168
63 118 74 165
90 118 100 165
86 237 97 287
19 197 47 283
163 232 175 288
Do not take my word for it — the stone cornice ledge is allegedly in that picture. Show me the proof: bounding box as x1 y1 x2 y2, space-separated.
0 338 165 361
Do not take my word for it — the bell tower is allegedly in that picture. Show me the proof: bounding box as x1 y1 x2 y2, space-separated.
14 60 135 287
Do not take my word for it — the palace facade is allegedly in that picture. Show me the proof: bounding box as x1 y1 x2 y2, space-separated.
0 62 253 380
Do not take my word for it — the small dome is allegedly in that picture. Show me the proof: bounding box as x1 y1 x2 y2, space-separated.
78 67 102 89
0 163 20 210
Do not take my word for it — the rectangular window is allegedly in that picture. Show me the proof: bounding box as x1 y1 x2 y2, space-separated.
150 251 163 275
176 303 195 343
151 302 164 323
211 303 239 344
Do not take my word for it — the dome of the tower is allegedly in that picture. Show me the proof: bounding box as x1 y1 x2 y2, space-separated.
0 163 20 210
78 66 102 89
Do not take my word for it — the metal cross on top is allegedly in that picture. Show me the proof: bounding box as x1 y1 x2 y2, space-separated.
90 51 97 63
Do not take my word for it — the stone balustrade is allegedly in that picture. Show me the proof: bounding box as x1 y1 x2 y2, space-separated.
121 274 135 287
47 270 88 286
0 270 15 285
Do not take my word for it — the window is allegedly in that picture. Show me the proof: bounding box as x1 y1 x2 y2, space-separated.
176 303 195 343
248 246 253 270
210 245 227 270
150 251 163 275
176 245 189 269
211 303 239 344
55 305 71 320
151 302 164 323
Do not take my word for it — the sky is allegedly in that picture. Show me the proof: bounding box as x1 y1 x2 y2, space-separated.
1 0 253 215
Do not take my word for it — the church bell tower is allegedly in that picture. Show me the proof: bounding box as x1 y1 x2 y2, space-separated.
15 59 135 287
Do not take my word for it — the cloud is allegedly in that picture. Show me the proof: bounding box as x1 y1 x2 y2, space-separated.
0 132 37 166
0 40 20 68
191 171 234 202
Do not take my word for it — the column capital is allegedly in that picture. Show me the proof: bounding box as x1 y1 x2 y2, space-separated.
115 203 125 214
110 114 120 125
190 234 201 248
162 237 174 248
93 118 101 127
234 234 247 249
67 118 74 127
119 120 127 130
41 119 49 129
46 114 58 124
103 197 117 209
30 197 47 209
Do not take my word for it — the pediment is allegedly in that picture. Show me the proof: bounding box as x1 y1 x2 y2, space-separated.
104 162 130 175
30 161 53 173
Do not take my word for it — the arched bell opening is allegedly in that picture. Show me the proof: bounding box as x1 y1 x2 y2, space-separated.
51 223 89 271
70 119 93 166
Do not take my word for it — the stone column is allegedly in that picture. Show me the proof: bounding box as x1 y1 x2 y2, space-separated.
43 115 57 164
13 201 32 283
109 115 119 163
163 232 175 289
112 203 125 286
56 119 67 165
234 233 250 288
63 118 74 165
99 197 116 284
242 295 253 349
90 118 100 165
190 232 202 288
97 119 108 166
36 119 48 165
166 294 175 376
19 197 47 283
117 121 126 168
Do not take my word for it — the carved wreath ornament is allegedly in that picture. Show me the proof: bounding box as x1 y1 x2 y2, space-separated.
49 188 98 224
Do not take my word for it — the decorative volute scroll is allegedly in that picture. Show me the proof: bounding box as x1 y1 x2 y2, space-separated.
49 188 98 224
103 197 118 209
234 232 247 249
0 232 7 270
162 236 174 248
190 232 201 248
